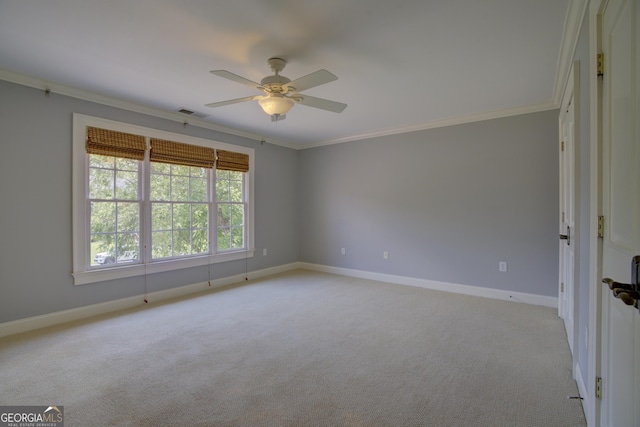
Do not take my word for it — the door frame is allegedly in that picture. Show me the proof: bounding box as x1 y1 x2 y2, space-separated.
559 61 580 367
588 1 640 425
586 1 605 425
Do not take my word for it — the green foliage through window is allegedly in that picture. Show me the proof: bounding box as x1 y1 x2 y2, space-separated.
150 163 210 259
216 170 245 251
89 155 140 266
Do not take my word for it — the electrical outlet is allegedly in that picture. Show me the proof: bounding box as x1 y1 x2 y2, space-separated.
263 248 267 256
499 261 507 272
383 251 389 260
341 248 346 255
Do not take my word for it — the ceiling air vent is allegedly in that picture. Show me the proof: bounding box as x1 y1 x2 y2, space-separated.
177 108 208 119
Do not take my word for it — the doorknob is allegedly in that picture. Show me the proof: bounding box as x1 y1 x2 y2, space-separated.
611 289 640 306
602 278 634 292
559 225 570 245
602 256 640 312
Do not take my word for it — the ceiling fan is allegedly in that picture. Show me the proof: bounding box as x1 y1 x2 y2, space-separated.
205 57 347 122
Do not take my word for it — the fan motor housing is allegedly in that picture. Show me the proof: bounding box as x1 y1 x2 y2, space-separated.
261 75 292 93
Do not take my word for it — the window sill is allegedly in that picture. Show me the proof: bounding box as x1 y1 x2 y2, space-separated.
72 249 255 285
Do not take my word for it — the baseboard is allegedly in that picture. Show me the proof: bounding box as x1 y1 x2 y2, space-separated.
0 262 557 338
575 363 589 422
298 262 558 308
0 262 300 338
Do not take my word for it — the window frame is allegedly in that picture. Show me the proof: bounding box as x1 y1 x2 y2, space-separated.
72 114 255 285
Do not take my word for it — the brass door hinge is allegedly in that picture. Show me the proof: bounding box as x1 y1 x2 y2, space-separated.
597 53 604 76
596 377 603 399
562 211 565 223
561 140 565 152
598 216 605 238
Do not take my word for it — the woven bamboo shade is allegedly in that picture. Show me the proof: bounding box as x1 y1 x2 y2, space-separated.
86 126 146 160
150 138 216 168
216 149 250 172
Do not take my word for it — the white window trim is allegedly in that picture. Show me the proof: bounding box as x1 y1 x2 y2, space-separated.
72 113 255 285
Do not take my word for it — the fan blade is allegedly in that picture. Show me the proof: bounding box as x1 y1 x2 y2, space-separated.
295 94 347 113
210 70 262 90
205 95 262 108
284 69 337 92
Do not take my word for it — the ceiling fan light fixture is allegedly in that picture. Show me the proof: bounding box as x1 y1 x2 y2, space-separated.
258 94 294 116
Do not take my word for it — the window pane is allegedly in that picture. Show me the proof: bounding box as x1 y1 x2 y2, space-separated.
115 157 138 171
231 226 244 249
150 174 170 201
90 168 114 199
172 175 189 201
229 180 243 202
191 167 206 178
217 204 231 227
117 202 139 232
91 234 115 266
89 154 115 169
151 162 170 174
152 231 172 258
172 164 190 177
91 202 116 234
192 229 208 254
229 171 243 181
231 204 244 226
116 233 139 263
190 177 207 202
217 227 230 251
115 170 138 200
174 229 191 256
173 203 191 229
216 180 229 202
216 170 230 181
152 203 171 230
192 204 208 229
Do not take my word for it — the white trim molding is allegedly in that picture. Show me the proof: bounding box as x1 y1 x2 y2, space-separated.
299 263 558 308
0 263 300 338
1 262 559 338
553 0 589 106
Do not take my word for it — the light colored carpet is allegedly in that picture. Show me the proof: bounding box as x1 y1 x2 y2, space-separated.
0 270 586 426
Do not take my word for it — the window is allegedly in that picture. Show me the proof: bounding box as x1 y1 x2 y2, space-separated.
72 114 254 285
150 162 209 259
216 169 246 251
89 155 141 266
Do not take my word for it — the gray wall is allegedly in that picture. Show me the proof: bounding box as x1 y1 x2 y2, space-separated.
0 77 561 326
0 80 299 324
299 110 560 296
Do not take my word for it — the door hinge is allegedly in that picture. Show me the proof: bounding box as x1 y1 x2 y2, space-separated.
561 282 565 293
562 211 565 223
561 140 565 152
596 377 603 399
598 215 604 238
597 53 604 76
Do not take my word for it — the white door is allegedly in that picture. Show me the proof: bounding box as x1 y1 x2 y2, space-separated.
559 79 577 357
599 0 640 425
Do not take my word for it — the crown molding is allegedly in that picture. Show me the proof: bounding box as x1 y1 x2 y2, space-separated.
301 101 559 149
0 68 299 150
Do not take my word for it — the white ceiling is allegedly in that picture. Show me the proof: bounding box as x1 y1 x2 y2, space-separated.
0 0 572 148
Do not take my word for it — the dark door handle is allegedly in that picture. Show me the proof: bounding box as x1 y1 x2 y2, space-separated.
612 289 639 306
602 278 635 292
559 225 570 245
602 256 640 312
